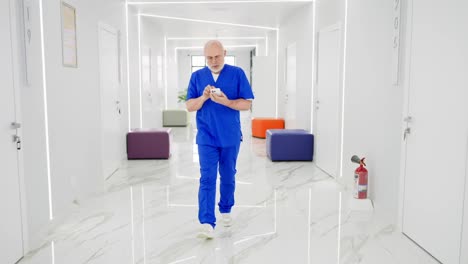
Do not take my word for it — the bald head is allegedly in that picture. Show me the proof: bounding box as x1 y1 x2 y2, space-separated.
204 40 226 73
204 40 224 53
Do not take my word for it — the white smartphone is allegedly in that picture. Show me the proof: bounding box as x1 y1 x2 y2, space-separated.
210 88 221 96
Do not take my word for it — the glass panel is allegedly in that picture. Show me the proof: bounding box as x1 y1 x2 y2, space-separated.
191 55 206 66
192 66 204 73
225 56 236 66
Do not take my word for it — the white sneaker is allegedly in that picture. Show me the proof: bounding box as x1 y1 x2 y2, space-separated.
221 213 232 227
197 224 214 239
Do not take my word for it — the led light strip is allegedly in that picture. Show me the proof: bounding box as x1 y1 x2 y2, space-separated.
167 256 197 264
167 36 265 40
308 188 312 263
125 2 131 130
138 14 143 127
130 187 135 263
140 13 277 30
337 191 342 263
174 44 258 50
174 44 257 61
134 7 281 127
275 29 279 118
51 241 55 263
141 186 147 263
339 0 349 178
164 36 168 110
310 2 316 132
128 0 314 5
233 189 277 245
39 0 53 220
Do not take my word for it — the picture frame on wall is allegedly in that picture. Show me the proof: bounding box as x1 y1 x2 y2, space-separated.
61 2 77 67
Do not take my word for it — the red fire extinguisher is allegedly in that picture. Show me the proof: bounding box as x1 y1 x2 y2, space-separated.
351 155 368 199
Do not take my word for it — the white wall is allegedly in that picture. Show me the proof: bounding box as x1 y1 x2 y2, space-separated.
278 4 314 131
339 0 402 220
166 42 179 109
266 30 277 58
15 0 50 249
314 0 403 219
230 49 252 80
128 7 140 129
314 0 345 134
18 0 129 249
264 30 278 116
141 18 165 128
177 49 193 105
316 0 345 30
251 56 276 117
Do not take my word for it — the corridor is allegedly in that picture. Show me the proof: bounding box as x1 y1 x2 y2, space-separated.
17 113 437 264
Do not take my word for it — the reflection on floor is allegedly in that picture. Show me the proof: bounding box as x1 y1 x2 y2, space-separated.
18 112 438 264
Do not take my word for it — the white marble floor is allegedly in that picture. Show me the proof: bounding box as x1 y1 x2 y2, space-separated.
18 112 439 264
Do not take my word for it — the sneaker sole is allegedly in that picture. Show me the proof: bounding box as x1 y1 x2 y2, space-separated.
197 232 214 239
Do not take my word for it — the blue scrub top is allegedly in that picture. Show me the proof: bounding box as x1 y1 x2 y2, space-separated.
187 64 254 147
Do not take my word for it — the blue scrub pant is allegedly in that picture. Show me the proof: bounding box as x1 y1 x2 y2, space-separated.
198 143 240 228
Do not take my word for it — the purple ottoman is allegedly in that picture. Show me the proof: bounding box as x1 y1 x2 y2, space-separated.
127 128 171 159
266 129 314 161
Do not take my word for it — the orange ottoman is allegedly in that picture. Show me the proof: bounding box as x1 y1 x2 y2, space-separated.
251 118 285 138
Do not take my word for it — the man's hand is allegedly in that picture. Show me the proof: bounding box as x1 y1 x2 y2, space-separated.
202 85 212 99
186 85 213 112
210 90 230 105
210 91 252 111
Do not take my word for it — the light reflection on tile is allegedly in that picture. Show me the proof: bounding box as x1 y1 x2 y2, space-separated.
18 111 440 264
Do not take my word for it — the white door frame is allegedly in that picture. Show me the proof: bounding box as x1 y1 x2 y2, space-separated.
313 22 344 178
3 0 28 258
396 0 413 233
397 1 468 263
462 136 468 263
98 22 123 180
10 0 31 255
10 0 29 254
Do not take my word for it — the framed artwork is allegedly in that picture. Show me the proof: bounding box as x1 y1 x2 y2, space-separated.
61 2 77 67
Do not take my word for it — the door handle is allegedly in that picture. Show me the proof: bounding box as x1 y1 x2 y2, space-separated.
12 135 22 150
403 127 411 140
11 122 21 129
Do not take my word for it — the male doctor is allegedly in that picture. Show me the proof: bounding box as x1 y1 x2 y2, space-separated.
186 40 254 239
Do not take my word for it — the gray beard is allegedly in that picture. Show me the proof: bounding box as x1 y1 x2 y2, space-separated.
208 64 224 74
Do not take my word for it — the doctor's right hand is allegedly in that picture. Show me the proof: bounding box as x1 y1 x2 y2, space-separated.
202 85 213 99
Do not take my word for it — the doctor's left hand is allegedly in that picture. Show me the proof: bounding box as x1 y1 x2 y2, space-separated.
210 91 230 106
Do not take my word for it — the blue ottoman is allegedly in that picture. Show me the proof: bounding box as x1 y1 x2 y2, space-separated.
266 129 314 161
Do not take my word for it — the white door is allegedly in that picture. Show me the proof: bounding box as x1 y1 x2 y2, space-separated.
0 0 24 263
251 56 276 117
314 27 341 178
98 23 122 179
401 1 468 263
285 43 297 129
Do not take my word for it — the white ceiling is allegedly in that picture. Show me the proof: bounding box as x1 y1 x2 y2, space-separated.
131 1 313 46
136 2 310 28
